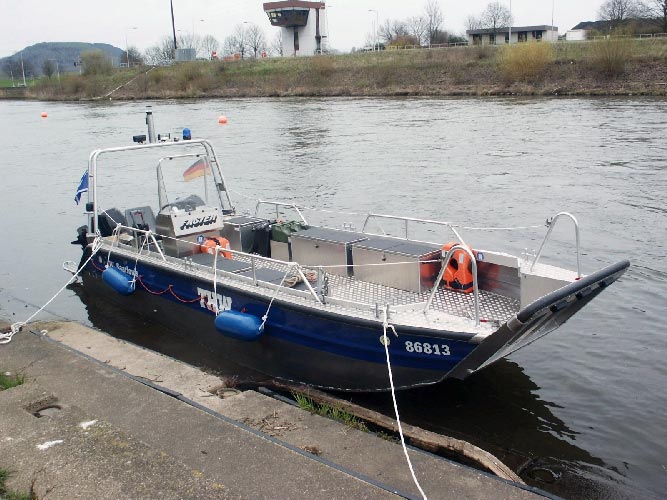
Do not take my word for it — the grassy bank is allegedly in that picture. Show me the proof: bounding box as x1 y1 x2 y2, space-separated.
26 39 667 100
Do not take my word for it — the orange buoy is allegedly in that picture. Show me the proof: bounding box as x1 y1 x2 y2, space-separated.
41 112 48 118
218 115 228 125
200 237 232 259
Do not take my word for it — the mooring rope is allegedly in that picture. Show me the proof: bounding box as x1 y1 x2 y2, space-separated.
260 267 291 331
381 306 428 500
0 236 103 345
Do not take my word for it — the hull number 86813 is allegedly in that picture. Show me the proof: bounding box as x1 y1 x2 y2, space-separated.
405 341 451 356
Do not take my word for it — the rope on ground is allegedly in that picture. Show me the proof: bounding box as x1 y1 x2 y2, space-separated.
381 306 428 500
0 236 103 345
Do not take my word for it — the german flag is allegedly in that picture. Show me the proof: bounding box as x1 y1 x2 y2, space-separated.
183 158 212 182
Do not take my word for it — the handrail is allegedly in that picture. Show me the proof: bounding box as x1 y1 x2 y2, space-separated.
88 139 235 233
103 223 323 304
424 244 480 327
362 213 466 244
254 200 308 224
530 212 581 278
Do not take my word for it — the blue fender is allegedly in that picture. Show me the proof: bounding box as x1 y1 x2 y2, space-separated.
102 267 136 296
214 310 264 341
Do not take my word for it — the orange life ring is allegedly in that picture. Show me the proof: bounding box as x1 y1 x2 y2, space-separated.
200 237 232 259
441 242 477 294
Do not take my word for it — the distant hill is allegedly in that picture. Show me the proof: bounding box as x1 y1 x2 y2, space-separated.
0 42 124 78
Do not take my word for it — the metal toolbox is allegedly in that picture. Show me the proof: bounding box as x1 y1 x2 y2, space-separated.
269 221 307 262
351 238 442 292
220 216 271 256
290 227 368 277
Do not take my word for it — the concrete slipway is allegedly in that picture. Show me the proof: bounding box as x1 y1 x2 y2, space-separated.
0 319 555 499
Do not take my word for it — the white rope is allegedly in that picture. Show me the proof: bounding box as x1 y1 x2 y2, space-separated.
1 237 103 345
381 306 428 500
213 248 219 314
259 267 291 331
454 224 544 231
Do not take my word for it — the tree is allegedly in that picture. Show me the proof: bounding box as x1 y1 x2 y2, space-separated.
379 19 409 44
424 0 444 44
643 0 667 32
245 23 267 58
465 15 483 31
598 0 643 30
2 56 34 83
144 37 175 65
200 35 219 60
121 46 144 66
406 16 428 45
271 31 284 57
42 59 56 78
81 50 113 76
480 2 513 38
223 25 248 58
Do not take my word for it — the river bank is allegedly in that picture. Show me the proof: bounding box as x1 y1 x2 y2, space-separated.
7 40 667 101
0 321 546 499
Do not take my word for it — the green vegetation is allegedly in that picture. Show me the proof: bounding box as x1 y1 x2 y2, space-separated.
292 392 369 432
15 38 667 100
0 468 32 500
0 372 25 391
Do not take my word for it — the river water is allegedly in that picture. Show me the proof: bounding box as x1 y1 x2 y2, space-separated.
0 97 665 499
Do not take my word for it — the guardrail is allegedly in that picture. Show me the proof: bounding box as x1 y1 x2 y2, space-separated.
362 213 465 244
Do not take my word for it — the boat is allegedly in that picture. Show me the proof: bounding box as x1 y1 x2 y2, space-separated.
70 109 629 392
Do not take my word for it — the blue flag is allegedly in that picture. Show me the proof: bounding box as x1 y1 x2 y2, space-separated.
74 170 88 205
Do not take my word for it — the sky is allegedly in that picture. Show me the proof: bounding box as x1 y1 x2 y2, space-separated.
0 0 603 58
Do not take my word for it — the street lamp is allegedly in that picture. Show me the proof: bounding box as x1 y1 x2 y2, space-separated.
368 9 378 51
125 27 138 67
508 0 512 45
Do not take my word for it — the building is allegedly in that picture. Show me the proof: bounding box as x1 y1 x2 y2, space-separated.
466 26 559 45
565 29 588 41
263 1 328 56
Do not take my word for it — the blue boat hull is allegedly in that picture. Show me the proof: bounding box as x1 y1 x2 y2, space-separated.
84 251 478 391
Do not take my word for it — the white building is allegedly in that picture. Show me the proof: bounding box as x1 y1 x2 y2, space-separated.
263 1 328 56
565 29 588 41
466 26 559 45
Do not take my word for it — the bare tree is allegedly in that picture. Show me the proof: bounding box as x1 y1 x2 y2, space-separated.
200 35 219 60
480 2 513 37
643 0 667 32
424 0 444 44
41 59 56 78
465 15 483 31
271 31 284 56
223 25 248 58
598 0 643 30
245 23 267 58
379 19 409 44
406 16 428 45
145 37 176 65
121 47 144 66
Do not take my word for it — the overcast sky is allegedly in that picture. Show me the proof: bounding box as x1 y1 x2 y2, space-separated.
0 0 603 58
